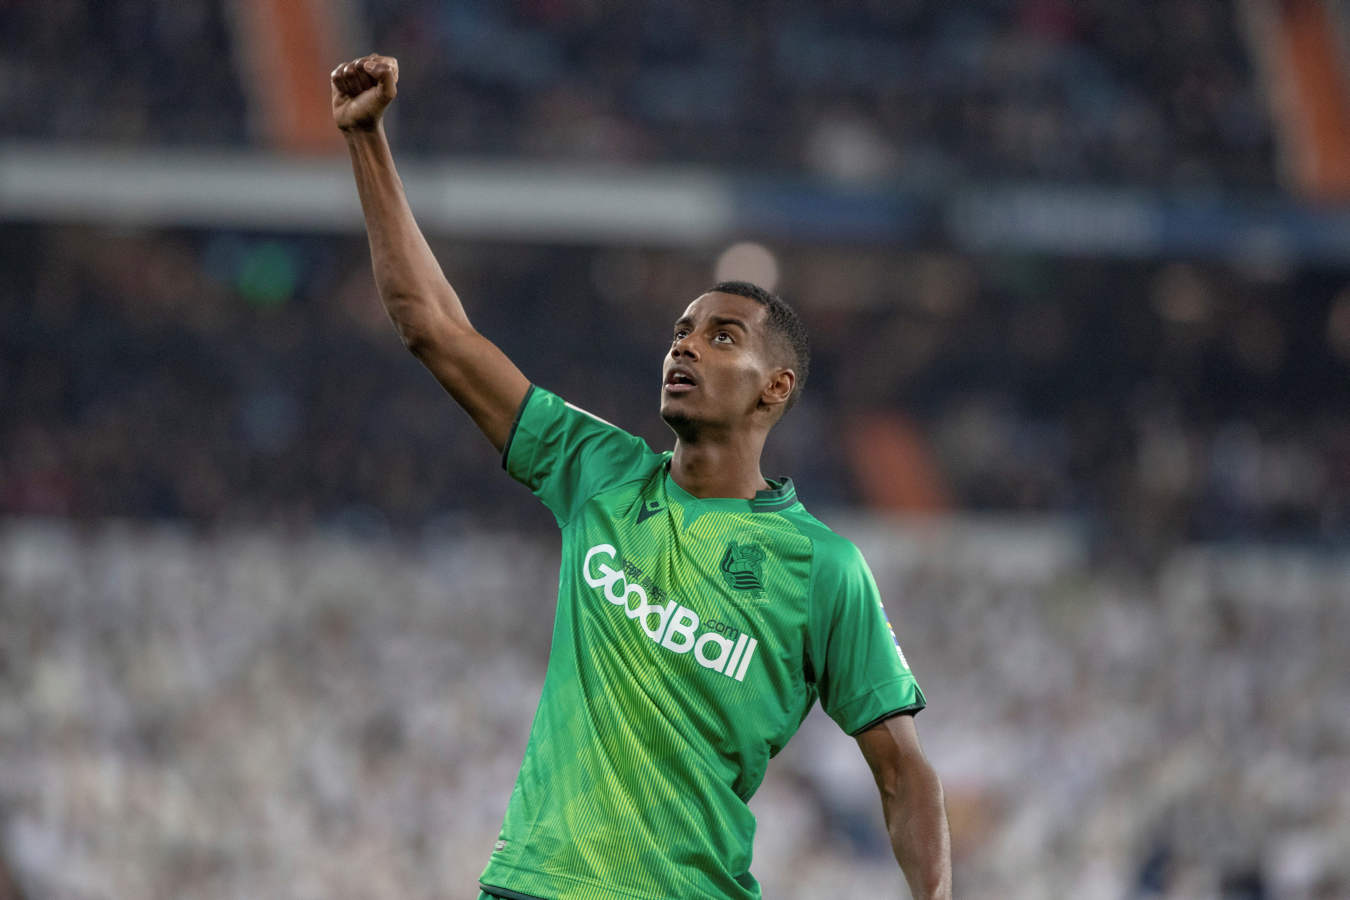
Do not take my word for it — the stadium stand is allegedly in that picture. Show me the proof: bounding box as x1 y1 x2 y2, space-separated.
3 1 1347 897
1 521 1345 898
0 1 247 146
5 1 1274 184
3 224 1346 554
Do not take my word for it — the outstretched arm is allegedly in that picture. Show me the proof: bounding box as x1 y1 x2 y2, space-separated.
332 54 529 451
855 714 952 899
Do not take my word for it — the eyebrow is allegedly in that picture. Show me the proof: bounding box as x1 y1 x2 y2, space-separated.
673 315 749 332
709 316 749 332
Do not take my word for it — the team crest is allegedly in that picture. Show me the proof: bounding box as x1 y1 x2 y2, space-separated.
720 541 766 595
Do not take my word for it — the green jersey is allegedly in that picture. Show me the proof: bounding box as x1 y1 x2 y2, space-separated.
479 387 925 900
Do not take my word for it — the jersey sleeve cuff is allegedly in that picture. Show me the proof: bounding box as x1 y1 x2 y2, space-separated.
500 384 537 471
829 675 927 735
848 702 926 736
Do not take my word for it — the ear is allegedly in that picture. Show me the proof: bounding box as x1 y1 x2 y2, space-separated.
759 368 796 412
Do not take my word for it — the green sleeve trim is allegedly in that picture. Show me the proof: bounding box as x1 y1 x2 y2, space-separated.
479 884 546 900
848 702 927 736
500 384 537 471
830 673 927 735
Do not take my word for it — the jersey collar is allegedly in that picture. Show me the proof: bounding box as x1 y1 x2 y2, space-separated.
662 460 798 514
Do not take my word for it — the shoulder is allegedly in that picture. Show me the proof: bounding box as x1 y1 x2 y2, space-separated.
504 385 665 514
780 506 868 575
521 386 626 433
516 386 656 454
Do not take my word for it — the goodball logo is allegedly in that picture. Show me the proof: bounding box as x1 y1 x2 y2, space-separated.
583 544 758 682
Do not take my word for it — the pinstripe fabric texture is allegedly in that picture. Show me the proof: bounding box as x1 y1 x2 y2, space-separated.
480 387 925 900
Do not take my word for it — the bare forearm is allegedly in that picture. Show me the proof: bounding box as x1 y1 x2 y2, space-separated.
331 54 529 449
883 757 952 899
344 124 471 346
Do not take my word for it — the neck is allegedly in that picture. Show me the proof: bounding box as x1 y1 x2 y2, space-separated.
669 429 770 500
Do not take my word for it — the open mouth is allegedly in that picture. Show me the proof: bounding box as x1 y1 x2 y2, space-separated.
664 368 698 394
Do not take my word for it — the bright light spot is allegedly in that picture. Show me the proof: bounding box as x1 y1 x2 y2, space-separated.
714 242 779 292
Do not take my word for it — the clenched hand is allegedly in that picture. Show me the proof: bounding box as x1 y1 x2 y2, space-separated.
331 54 399 132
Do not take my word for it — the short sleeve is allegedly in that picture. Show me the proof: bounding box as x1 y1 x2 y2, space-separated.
808 540 926 734
503 386 662 525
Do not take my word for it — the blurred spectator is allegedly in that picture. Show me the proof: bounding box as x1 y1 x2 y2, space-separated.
1 0 1274 186
0 520 1345 898
3 224 1347 553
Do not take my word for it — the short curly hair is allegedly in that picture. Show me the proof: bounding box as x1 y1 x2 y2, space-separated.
710 281 810 411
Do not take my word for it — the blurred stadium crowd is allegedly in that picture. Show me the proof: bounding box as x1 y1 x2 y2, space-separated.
3 0 1349 898
3 224 1348 557
6 0 1271 184
1 521 1346 898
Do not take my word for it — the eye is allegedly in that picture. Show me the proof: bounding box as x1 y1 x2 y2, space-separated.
713 331 734 344
672 328 689 342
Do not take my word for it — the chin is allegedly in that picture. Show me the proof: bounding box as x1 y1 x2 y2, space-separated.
660 403 689 427
660 401 698 436
663 399 732 443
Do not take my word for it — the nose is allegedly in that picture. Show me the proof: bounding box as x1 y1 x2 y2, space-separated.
671 334 700 361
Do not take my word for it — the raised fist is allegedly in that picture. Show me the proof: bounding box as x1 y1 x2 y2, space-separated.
331 54 399 132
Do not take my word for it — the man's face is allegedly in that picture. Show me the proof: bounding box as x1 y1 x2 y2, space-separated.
660 291 786 435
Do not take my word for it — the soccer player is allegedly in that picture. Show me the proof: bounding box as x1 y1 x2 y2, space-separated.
332 54 952 900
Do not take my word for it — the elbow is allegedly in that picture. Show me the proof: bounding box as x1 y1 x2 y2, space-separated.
390 306 473 357
394 316 435 356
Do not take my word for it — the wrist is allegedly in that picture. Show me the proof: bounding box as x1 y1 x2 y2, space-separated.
341 120 385 140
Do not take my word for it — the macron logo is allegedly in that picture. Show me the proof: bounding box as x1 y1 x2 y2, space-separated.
583 544 758 682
